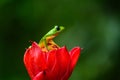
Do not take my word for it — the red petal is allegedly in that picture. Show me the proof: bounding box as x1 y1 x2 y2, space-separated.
46 50 56 72
63 47 81 80
46 47 71 80
24 48 34 79
33 71 45 80
70 47 81 71
56 46 70 79
24 42 46 79
46 50 59 80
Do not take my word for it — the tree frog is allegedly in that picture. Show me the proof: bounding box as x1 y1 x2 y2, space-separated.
39 25 64 52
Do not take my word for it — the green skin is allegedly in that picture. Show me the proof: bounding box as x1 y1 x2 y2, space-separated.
39 25 64 50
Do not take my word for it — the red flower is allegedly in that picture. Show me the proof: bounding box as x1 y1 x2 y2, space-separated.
24 42 81 80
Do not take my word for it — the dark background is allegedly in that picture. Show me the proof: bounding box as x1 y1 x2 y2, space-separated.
0 0 120 80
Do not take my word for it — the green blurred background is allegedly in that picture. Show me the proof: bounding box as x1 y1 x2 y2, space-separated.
0 0 120 80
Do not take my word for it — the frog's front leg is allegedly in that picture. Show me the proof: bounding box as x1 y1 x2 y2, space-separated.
43 38 49 51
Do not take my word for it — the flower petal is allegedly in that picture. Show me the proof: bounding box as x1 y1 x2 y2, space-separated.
46 47 71 80
24 48 34 79
46 50 59 80
63 47 81 80
56 46 70 80
46 50 56 71
24 42 46 79
70 47 81 71
33 71 45 80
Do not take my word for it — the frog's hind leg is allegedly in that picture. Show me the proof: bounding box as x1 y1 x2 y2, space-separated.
47 40 60 50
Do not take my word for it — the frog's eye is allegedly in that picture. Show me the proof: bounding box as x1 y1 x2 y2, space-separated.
55 26 60 31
